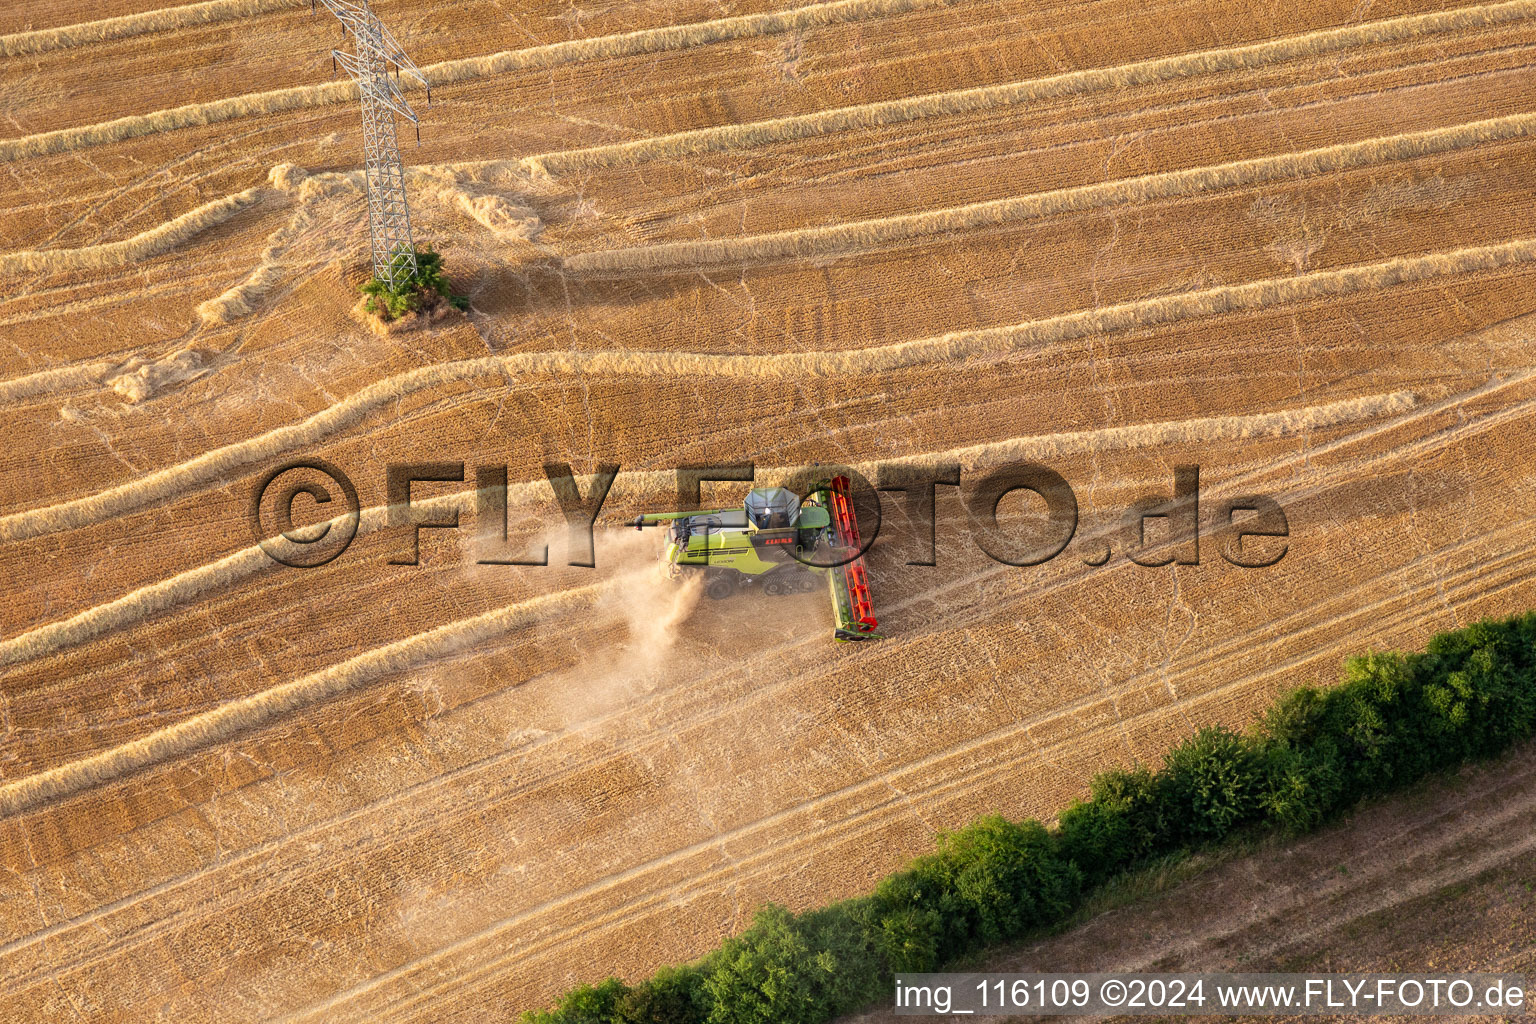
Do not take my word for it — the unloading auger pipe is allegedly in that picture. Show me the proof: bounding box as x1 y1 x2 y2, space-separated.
629 509 733 529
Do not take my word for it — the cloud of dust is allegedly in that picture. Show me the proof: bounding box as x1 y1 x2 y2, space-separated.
594 527 706 676
511 528 709 735
451 518 704 715
0 523 707 817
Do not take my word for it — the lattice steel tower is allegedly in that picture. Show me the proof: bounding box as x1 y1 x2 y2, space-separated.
314 0 430 289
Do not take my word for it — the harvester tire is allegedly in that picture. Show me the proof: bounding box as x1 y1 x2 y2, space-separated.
706 576 736 601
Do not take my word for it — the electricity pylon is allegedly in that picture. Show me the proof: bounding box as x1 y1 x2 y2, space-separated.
313 0 430 290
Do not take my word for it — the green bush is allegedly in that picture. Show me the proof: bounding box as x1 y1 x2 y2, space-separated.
1337 650 1417 792
1160 726 1265 842
701 903 881 1024
359 246 470 320
520 977 628 1024
1056 765 1170 882
1252 685 1350 830
523 611 1536 1024
862 817 1079 971
862 897 942 975
618 965 712 1024
1418 617 1536 763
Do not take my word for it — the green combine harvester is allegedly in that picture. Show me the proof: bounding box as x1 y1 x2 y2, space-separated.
629 476 882 641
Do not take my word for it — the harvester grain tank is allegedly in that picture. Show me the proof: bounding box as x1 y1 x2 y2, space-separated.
629 476 882 641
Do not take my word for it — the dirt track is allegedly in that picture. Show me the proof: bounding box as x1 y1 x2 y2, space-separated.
848 742 1536 1023
2 0 1536 1020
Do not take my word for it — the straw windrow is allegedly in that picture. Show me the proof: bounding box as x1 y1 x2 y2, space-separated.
0 188 266 274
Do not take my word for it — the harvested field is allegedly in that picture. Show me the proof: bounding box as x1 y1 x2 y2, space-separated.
846 740 1536 1024
2 0 1535 1020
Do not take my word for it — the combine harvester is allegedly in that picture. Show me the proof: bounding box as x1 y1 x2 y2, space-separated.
630 477 882 641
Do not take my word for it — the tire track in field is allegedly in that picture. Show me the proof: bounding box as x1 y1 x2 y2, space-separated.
618 43 1536 239
7 236 1533 545
5 40 1516 325
5 349 1525 776
388 550 1536 1024
7 0 1533 172
9 305 1530 690
0 382 1441 958
198 537 1536 1024
0 276 215 328
919 374 1536 702
5 513 1520 1015
0 387 1418 835
12 23 1536 1007
28 124 285 251
1066 750 1536 977
837 748 1536 1024
6 316 1529 957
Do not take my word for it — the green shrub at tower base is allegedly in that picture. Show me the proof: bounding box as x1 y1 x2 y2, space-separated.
521 611 1536 1024
359 246 470 320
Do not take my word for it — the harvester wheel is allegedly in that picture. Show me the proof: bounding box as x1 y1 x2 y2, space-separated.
705 575 736 601
763 578 785 596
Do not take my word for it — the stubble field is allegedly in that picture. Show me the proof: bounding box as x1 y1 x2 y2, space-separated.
1 0 1535 1020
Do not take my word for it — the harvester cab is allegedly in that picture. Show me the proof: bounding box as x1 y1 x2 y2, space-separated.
744 487 799 528
629 477 882 642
